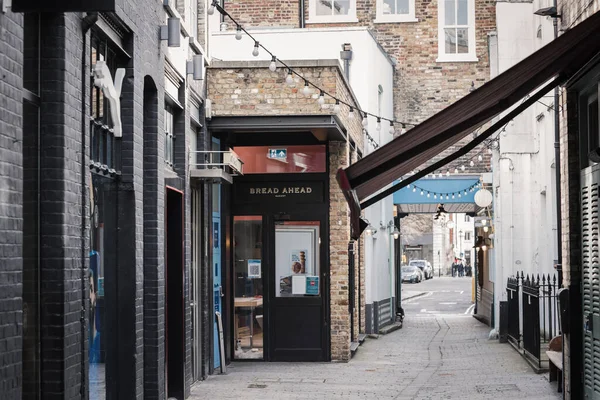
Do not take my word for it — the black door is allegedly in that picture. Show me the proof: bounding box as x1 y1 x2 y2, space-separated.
268 213 328 361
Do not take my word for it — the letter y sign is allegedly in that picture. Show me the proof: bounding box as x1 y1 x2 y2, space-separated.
93 60 125 137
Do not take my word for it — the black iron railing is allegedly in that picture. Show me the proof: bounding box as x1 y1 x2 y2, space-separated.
505 272 560 370
507 275 520 347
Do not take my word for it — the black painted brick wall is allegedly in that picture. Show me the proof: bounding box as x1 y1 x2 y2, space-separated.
0 9 24 400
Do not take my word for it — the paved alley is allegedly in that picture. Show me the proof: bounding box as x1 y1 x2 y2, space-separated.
190 279 560 400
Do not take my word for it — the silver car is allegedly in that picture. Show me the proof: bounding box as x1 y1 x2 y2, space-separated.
409 260 433 280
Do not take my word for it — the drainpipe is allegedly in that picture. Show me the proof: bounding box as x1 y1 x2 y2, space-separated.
80 12 99 398
552 5 562 288
340 43 352 82
299 0 305 28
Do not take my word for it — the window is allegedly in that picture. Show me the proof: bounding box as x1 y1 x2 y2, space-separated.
308 0 358 23
233 145 327 174
580 82 600 170
437 0 477 62
91 32 125 172
464 215 470 222
375 0 417 23
165 105 175 167
465 231 471 240
187 0 198 40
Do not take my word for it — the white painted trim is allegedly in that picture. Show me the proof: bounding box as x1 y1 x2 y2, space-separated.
437 0 477 63
375 0 416 23
307 0 357 24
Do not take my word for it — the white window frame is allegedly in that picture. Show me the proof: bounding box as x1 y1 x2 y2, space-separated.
165 104 175 168
187 0 198 40
374 0 417 23
307 0 358 24
436 0 477 63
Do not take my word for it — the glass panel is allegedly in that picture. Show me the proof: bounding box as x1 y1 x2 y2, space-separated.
444 0 455 25
383 0 395 14
457 0 468 25
589 97 599 153
233 216 264 360
23 14 39 95
233 145 326 174
457 28 469 53
316 0 333 15
276 221 321 298
397 0 409 14
333 0 350 15
444 28 456 54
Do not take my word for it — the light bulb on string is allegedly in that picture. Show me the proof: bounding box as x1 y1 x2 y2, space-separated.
285 70 294 86
401 124 406 135
333 100 341 113
446 170 450 177
269 56 277 72
235 25 243 40
413 187 416 193
458 193 461 198
461 165 465 171
252 41 260 57
470 160 474 167
376 118 381 132
207 1 216 15
438 172 443 178
318 91 325 106
446 194 449 200
434 194 437 199
455 168 459 174
362 114 369 128
488 148 493 154
464 190 468 196
348 107 355 119
389 122 395 135
420 190 424 196
478 155 483 162
427 192 431 198
302 81 311 96
452 193 455 199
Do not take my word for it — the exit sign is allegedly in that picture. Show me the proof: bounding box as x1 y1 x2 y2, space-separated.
268 148 287 160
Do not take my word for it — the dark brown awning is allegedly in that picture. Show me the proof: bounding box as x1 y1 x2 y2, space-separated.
338 10 600 239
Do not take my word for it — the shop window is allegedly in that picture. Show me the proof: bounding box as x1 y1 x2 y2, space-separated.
437 0 477 62
580 82 600 170
307 0 358 23
233 216 264 360
165 105 175 168
90 32 126 172
234 145 326 174
275 221 321 298
375 0 417 23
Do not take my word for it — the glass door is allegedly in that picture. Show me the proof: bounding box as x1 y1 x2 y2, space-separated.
233 216 264 359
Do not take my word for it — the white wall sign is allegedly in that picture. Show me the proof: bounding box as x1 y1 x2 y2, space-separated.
93 59 125 138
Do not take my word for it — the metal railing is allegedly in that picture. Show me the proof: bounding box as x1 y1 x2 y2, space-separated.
190 150 244 175
505 272 560 370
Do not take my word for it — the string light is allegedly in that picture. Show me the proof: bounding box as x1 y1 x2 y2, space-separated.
349 107 355 119
376 118 381 132
413 187 416 192
405 182 479 200
454 168 458 174
446 170 450 177
427 192 431 198
420 190 424 196
478 155 483 162
389 122 395 135
269 56 277 72
461 165 465 171
303 81 311 96
488 148 493 154
362 114 369 128
286 70 294 86
252 41 260 57
470 160 474 167
318 91 325 106
333 100 341 113
211 2 417 129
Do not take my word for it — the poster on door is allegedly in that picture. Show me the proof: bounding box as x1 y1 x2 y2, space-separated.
290 250 308 274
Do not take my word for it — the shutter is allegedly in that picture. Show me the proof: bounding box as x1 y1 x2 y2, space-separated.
582 166 600 399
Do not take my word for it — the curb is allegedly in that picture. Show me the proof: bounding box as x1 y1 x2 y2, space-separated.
402 292 428 301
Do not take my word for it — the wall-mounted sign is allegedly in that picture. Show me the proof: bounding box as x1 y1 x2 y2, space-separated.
248 259 261 278
93 60 125 138
268 148 287 160
234 181 324 204
12 0 117 12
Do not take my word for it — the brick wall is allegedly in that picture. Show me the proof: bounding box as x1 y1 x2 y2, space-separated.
207 60 363 360
0 9 23 400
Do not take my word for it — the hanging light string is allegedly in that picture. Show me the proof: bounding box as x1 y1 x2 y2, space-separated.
207 0 415 131
403 181 481 200
364 130 380 149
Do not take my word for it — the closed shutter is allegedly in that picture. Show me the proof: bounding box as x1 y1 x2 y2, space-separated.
582 166 600 399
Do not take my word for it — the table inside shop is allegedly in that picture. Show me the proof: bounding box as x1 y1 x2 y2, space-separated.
234 297 263 348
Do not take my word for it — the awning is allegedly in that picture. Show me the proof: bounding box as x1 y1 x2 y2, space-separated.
338 10 600 239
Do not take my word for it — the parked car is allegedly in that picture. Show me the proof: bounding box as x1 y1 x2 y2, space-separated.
409 260 433 280
401 265 423 283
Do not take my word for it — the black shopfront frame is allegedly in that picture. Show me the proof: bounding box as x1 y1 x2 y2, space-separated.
226 170 331 363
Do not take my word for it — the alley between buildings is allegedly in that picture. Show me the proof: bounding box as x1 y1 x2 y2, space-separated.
190 278 559 400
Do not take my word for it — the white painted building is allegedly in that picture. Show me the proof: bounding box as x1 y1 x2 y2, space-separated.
490 0 558 328
208 26 397 332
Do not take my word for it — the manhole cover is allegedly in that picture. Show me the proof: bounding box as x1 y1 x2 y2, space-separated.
475 384 520 394
248 384 268 389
